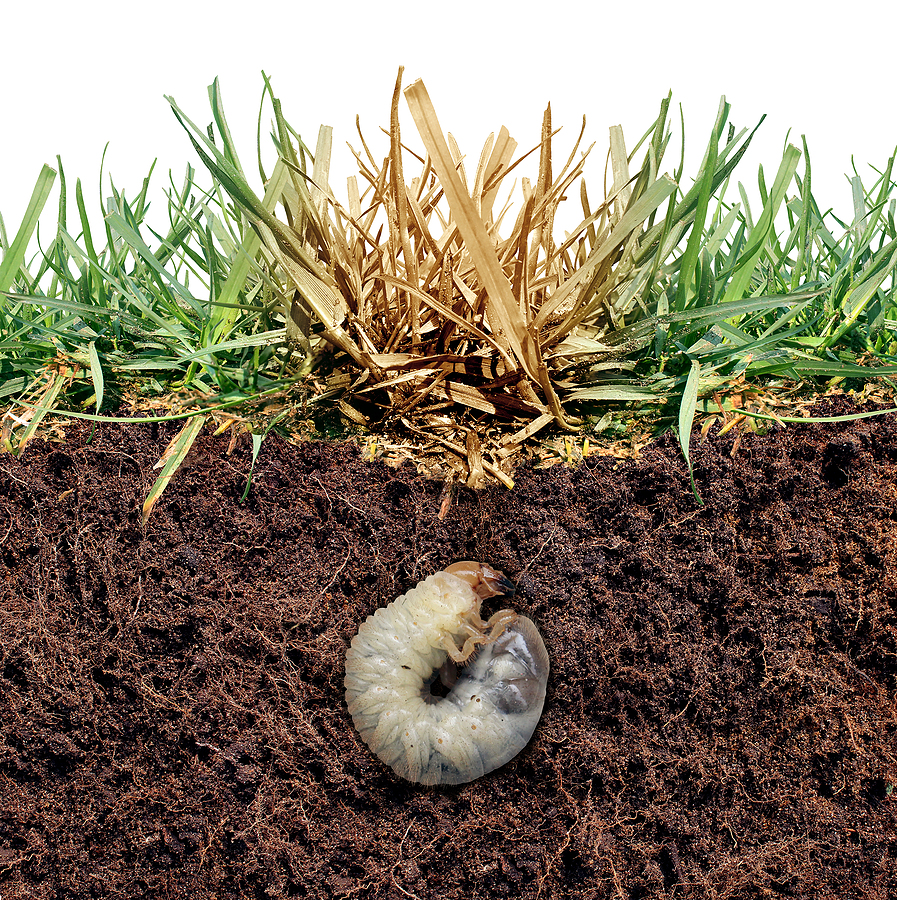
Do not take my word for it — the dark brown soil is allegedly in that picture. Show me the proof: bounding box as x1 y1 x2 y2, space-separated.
1 398 896 899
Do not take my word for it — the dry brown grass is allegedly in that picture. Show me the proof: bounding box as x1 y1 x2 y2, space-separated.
177 69 681 482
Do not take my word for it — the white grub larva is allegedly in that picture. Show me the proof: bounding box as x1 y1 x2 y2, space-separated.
344 561 549 786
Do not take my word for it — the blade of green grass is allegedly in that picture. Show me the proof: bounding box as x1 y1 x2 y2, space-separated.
822 241 897 349
675 100 723 309
209 157 291 342
240 410 288 502
0 165 57 293
141 415 207 524
677 359 703 505
721 145 802 304
87 340 104 411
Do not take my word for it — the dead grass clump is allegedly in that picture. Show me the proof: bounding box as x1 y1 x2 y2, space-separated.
166 69 685 481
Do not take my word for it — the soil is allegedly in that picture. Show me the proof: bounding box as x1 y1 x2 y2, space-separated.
1 397 896 900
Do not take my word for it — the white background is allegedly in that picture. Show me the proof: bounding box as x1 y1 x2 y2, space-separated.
2 0 894 249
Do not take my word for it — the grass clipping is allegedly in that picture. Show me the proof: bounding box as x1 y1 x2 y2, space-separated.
168 70 682 485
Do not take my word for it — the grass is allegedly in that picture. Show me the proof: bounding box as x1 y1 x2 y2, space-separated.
2 71 897 501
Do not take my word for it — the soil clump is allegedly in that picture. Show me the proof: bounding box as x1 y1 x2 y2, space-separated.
1 397 896 899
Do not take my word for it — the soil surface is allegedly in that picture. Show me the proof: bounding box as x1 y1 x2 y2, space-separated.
1 398 896 900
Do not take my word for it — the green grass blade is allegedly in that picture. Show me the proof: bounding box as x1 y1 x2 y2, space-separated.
675 104 721 309
141 415 206 524
740 406 897 426
823 241 897 349
208 77 247 180
677 359 703 505
0 165 57 292
105 210 202 313
790 136 812 290
722 145 802 305
87 340 104 411
209 158 291 342
240 410 288 502
565 383 671 402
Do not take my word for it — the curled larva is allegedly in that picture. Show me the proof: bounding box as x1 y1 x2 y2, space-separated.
344 561 549 785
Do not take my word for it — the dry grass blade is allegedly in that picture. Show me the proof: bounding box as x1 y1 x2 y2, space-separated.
389 67 419 343
465 428 485 488
534 174 678 335
403 78 576 428
1 359 74 454
403 79 536 379
401 419 515 489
